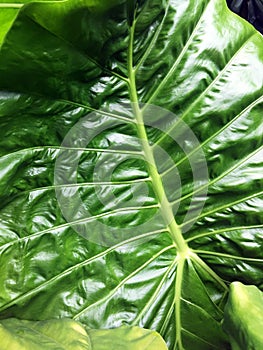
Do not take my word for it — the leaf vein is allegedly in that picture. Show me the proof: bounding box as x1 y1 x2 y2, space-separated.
173 145 263 207
161 94 263 176
194 250 263 263
73 245 175 320
153 32 257 147
146 0 211 106
181 190 263 229
0 229 168 312
131 258 177 325
186 224 263 242
0 205 159 251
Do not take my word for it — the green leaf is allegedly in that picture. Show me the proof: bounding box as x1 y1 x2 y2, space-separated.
0 0 64 45
0 1 23 45
0 318 90 349
0 1 262 350
87 326 168 350
0 318 167 350
223 282 263 350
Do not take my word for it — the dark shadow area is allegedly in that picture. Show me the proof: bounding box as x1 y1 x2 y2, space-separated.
227 0 263 34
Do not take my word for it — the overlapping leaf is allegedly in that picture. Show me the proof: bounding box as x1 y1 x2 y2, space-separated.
0 318 167 350
0 1 262 349
223 282 263 350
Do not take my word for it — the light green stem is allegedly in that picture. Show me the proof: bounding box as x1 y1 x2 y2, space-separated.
0 3 23 8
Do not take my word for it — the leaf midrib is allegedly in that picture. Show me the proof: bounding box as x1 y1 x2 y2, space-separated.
127 16 189 254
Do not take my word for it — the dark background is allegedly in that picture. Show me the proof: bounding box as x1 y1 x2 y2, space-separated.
227 0 263 34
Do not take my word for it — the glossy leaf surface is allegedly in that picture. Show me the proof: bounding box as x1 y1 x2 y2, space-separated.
223 282 263 350
0 318 167 350
0 1 262 349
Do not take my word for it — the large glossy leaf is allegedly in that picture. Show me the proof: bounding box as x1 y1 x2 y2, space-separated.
0 318 167 350
0 0 262 349
223 282 263 350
